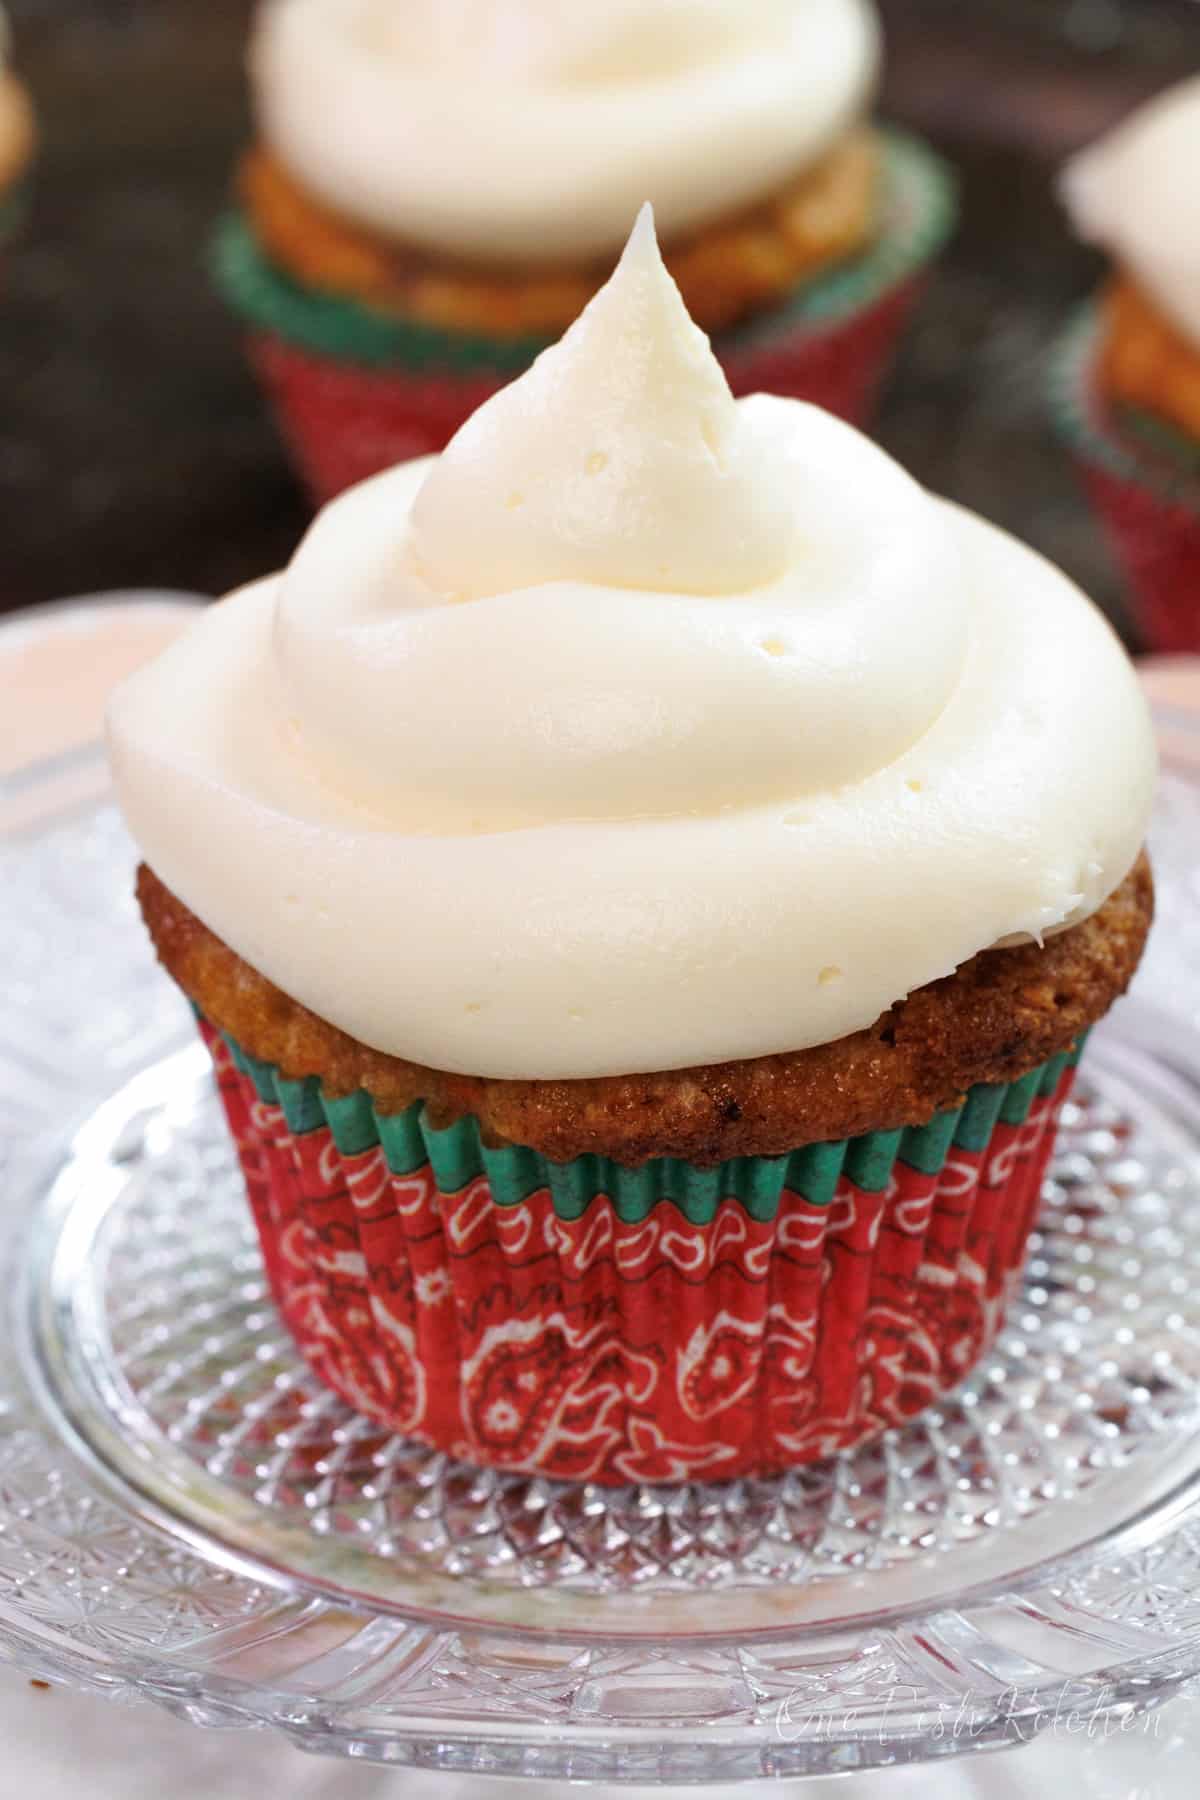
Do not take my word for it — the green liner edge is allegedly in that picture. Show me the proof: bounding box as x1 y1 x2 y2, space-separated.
1049 302 1200 514
211 1014 1083 1226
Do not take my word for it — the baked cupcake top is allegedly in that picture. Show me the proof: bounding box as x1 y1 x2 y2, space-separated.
249 0 881 263
108 209 1155 1082
0 7 34 193
1061 74 1200 350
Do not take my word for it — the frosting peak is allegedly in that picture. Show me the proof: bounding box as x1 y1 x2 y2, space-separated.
411 206 794 601
109 214 1155 1081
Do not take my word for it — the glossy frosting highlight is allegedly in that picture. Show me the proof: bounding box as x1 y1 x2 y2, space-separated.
109 213 1155 1080
250 0 881 261
1061 74 1200 350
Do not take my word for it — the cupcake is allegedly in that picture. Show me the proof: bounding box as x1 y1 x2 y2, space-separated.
0 8 33 264
214 0 955 503
1056 76 1200 653
112 211 1154 1485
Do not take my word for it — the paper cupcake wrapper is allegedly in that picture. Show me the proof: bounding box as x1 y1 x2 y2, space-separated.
198 1015 1080 1485
213 130 955 503
1052 304 1200 654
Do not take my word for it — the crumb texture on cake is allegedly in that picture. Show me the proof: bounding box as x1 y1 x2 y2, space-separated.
138 854 1152 1166
238 129 878 339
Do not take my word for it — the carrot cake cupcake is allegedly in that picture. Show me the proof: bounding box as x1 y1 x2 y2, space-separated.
214 0 955 499
114 212 1154 1484
1055 75 1200 651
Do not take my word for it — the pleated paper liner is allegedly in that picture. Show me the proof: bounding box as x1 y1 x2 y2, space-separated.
212 130 957 503
1053 304 1200 654
198 1014 1081 1485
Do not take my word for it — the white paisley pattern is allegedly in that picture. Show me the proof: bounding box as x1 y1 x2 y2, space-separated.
204 1025 1076 1482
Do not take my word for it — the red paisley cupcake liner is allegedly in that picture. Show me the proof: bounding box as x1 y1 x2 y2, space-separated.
723 272 923 418
198 1016 1080 1485
248 273 924 505
1053 305 1200 654
1080 462 1200 654
248 335 505 501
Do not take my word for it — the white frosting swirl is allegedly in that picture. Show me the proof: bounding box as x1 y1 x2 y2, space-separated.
250 0 881 262
1061 74 1200 351
109 212 1155 1081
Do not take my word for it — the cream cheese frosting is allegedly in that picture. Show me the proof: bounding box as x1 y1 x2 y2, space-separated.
1061 74 1200 350
108 209 1155 1081
250 0 881 263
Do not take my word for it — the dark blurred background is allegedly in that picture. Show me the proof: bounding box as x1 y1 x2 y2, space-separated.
2 0 1197 638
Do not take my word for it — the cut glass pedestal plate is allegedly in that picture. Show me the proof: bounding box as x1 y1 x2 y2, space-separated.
2 747 1200 1784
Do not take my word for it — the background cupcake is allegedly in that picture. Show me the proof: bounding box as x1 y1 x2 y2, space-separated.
214 0 955 502
0 7 33 270
112 216 1154 1486
1055 75 1200 654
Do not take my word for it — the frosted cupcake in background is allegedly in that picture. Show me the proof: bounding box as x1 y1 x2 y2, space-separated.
1056 76 1200 653
113 212 1153 1485
0 7 34 263
214 0 955 501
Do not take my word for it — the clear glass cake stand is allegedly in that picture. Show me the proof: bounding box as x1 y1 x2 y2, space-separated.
2 746 1200 1784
